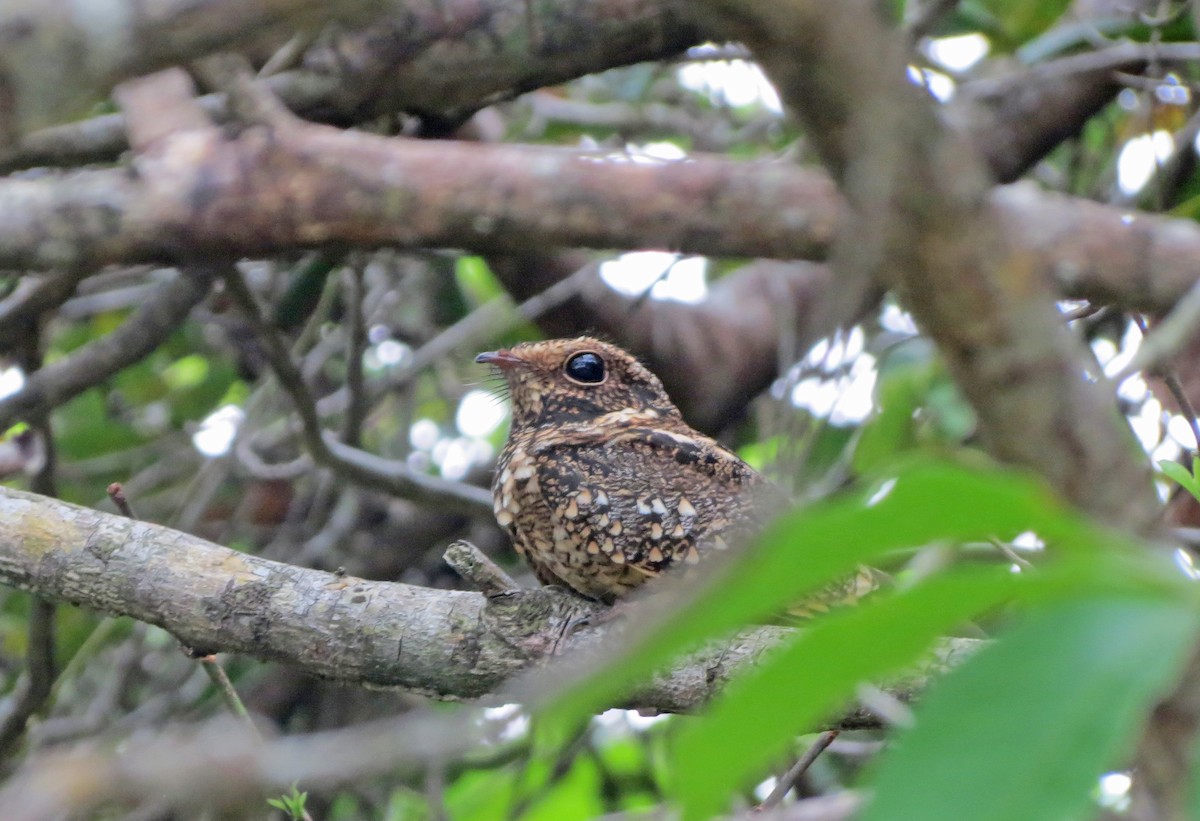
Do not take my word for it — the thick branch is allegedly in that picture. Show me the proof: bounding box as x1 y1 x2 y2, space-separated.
2 120 1198 315
696 0 1159 531
0 0 394 144
0 4 1171 180
0 485 882 714
491 254 854 432
0 125 840 271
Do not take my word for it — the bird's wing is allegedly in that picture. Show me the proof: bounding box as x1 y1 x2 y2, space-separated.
530 426 783 577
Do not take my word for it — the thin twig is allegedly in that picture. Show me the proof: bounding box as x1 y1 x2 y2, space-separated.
0 339 58 759
0 599 57 759
444 541 521 597
258 31 319 78
906 0 961 42
0 272 83 351
383 261 598 398
1062 302 1106 322
195 655 261 739
110 479 261 735
759 730 840 809
987 537 1035 571
856 683 915 729
107 482 136 518
1112 280 1200 384
0 267 218 432
342 261 368 447
1132 314 1200 461
235 258 587 463
220 264 491 513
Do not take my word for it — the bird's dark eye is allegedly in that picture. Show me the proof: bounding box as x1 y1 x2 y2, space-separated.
564 352 606 384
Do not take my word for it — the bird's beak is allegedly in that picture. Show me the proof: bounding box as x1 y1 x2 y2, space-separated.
475 349 525 369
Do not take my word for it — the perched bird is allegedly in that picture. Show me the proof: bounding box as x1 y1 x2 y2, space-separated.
476 336 784 604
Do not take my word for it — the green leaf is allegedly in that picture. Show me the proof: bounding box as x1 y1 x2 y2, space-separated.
961 0 1072 51
854 363 930 474
543 459 1104 728
445 767 519 819
455 256 502 304
162 354 210 391
861 595 1199 821
1158 460 1200 502
673 566 1018 819
523 754 605 821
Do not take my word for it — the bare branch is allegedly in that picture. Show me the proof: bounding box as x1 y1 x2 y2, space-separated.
0 272 83 353
0 0 394 144
219 262 492 513
0 598 55 759
1 117 1198 326
444 540 521 597
0 266 218 432
0 485 975 713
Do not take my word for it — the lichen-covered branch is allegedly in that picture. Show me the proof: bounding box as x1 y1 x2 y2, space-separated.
0 485 835 713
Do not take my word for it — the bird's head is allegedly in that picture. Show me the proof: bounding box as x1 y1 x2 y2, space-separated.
476 337 680 429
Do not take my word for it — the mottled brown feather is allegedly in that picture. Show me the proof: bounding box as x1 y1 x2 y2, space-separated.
480 336 784 604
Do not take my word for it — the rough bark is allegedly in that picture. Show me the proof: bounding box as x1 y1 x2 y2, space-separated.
0 1 1172 182
0 485 973 713
2 112 1199 320
0 0 394 145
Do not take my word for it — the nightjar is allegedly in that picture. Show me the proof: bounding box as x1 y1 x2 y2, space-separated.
477 336 784 604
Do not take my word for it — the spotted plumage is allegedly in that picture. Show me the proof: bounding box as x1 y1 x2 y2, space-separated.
477 337 784 604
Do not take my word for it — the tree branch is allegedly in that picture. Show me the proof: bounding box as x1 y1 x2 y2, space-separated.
0 0 394 144
0 266 218 432
695 0 1160 531
217 261 492 513
0 485 974 715
3 111 1200 321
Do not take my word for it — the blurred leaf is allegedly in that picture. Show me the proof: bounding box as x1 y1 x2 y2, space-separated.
598 733 653 783
925 377 975 441
957 0 1071 51
272 253 340 331
445 766 519 819
381 790 429 821
1159 459 1200 502
862 595 1199 821
162 354 210 392
737 436 780 473
327 793 366 821
542 459 1108 729
456 256 503 305
673 566 1019 819
524 755 604 821
431 255 471 326
854 363 931 474
1169 189 1200 220
609 64 659 102
54 390 142 461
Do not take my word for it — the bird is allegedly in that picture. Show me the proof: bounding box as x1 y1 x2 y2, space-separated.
476 336 785 604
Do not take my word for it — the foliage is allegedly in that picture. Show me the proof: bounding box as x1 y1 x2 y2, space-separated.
1160 458 1200 503
267 783 310 820
2 0 1200 818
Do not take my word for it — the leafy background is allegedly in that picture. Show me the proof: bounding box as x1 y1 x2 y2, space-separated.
3 0 1200 819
